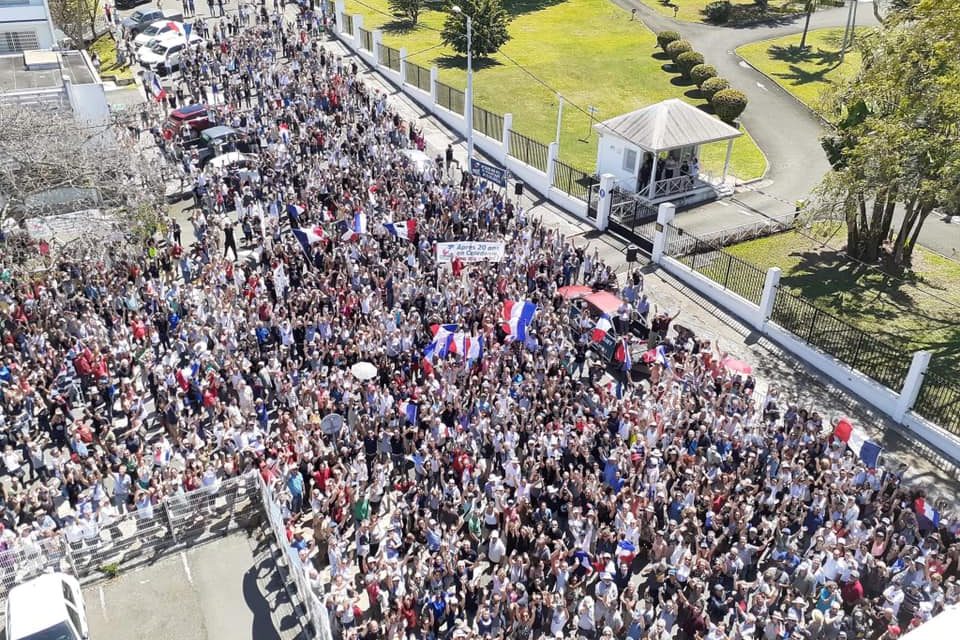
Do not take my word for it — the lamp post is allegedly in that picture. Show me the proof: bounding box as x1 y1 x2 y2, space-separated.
452 5 474 169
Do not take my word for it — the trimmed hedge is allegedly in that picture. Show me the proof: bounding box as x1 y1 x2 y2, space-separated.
690 63 718 88
712 88 749 123
705 0 732 23
677 51 705 79
665 39 693 63
657 31 681 51
700 76 731 101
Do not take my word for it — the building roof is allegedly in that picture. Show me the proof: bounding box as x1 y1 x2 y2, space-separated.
0 51 95 93
594 99 741 152
6 573 74 640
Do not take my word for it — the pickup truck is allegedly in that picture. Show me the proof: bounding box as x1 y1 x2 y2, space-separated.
121 9 183 36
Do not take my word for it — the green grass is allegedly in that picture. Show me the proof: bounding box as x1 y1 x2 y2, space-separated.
723 223 960 376
638 0 821 24
344 0 767 180
736 28 865 116
90 33 134 82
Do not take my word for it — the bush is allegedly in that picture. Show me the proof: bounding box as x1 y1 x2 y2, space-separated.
676 51 705 78
690 63 718 87
712 88 749 123
700 76 731 101
665 39 693 63
755 0 769 10
705 1 732 23
656 30 681 51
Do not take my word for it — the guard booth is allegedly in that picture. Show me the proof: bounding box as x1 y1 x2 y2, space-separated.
593 99 742 249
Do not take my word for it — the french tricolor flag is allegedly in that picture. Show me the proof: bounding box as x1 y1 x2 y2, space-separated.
591 314 613 342
383 220 416 242
501 300 537 342
286 203 304 226
150 74 166 103
915 497 941 527
342 212 368 241
449 332 485 363
292 226 325 260
424 324 458 360
832 417 883 468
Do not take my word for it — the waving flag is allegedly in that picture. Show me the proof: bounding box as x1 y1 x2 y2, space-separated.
915 497 941 527
614 338 633 371
424 324 458 361
383 219 417 242
642 345 671 368
465 334 484 363
286 203 304 227
833 416 883 468
341 212 368 241
501 300 537 342
591 314 613 342
404 401 418 425
150 74 166 102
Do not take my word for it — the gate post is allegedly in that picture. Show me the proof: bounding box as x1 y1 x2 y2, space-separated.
595 174 616 231
894 351 931 422
334 0 345 33
546 143 558 187
372 30 383 66
429 65 439 110
398 47 408 83
650 202 676 264
501 113 512 165
758 267 781 331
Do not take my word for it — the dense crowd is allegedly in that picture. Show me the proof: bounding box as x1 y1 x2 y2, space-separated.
1 2 958 639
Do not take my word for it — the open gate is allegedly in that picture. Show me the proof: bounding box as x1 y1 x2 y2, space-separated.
607 187 659 254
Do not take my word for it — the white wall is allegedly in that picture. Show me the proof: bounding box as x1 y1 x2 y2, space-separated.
0 21 54 49
596 132 640 192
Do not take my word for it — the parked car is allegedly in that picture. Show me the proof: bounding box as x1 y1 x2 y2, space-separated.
6 572 89 640
163 103 211 140
180 125 254 166
115 0 151 9
139 32 203 75
121 8 183 36
133 20 184 47
208 152 261 183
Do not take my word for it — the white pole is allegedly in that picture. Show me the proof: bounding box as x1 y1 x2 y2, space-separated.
465 15 474 168
555 96 563 146
840 0 856 62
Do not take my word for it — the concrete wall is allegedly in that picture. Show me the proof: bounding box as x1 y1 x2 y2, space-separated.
596 132 640 192
329 13 596 227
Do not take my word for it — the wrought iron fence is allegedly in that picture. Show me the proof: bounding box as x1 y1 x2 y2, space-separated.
552 160 594 201
405 61 431 91
913 371 960 436
608 187 660 243
341 13 353 35
259 474 333 640
770 287 909 391
382 45 401 72
473 105 504 140
676 237 767 306
435 81 465 114
508 129 549 173
357 27 373 52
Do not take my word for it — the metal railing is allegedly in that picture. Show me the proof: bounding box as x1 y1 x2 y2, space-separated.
357 27 372 52
473 105 504 140
552 160 593 201
405 61 431 92
259 475 333 640
435 81 465 115
508 129 549 173
691 212 796 249
673 232 767 306
913 371 960 436
770 287 910 391
341 13 353 35
382 45 401 72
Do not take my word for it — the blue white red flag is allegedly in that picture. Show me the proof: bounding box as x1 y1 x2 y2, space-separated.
591 314 613 342
501 300 537 342
383 219 417 241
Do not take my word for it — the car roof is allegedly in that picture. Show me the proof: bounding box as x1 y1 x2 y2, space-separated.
146 19 181 29
201 125 236 140
173 103 206 117
6 573 75 640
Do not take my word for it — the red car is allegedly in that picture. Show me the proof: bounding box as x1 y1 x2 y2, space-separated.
163 104 210 140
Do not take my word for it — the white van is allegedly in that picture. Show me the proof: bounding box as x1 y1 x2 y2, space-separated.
5 572 89 640
139 32 203 74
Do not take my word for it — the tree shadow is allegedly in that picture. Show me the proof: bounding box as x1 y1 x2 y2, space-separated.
651 51 671 61
697 103 717 116
381 19 418 35
670 75 696 87
768 44 842 68
502 0 566 16
435 54 502 71
684 88 704 100
661 63 679 74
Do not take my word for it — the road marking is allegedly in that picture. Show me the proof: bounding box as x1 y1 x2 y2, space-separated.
180 551 194 586
756 82 769 91
738 209 754 217
739 60 751 68
715 201 730 207
99 586 108 621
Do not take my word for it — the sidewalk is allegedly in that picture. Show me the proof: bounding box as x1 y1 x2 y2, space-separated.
321 30 960 506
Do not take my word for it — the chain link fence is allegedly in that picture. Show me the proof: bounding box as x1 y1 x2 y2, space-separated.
405 61 431 92
435 81 465 115
508 129 549 173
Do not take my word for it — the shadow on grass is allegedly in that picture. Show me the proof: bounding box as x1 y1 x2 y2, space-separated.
684 88 705 100
502 0 566 16
381 19 418 34
768 43 842 67
660 63 679 74
652 51 671 61
670 75 696 87
435 54 502 71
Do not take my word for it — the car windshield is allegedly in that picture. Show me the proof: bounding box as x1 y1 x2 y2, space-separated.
130 10 144 19
16 621 79 640
149 43 166 54
143 25 159 35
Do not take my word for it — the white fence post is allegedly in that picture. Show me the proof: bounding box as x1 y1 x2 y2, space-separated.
353 14 363 40
501 113 513 165
429 65 439 109
651 202 676 264
895 350 932 422
595 174 616 232
372 29 383 65
546 142 558 187
758 267 781 329
399 46 408 82
334 0 344 32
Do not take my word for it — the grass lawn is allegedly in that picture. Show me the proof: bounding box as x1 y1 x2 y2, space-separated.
342 0 767 180
89 33 134 82
639 0 820 24
736 28 865 116
723 223 960 376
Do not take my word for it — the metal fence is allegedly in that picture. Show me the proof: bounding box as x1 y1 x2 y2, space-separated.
913 371 960 436
689 212 796 249
770 287 910 391
382 45 401 72
405 61 431 91
357 27 373 52
341 13 353 35
673 232 768 306
473 105 504 140
552 160 593 201
508 129 549 173
259 475 333 640
435 81 465 115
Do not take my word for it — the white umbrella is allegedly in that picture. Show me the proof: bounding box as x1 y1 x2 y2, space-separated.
350 361 378 381
320 413 344 435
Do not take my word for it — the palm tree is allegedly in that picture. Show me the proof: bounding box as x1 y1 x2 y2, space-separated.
799 0 818 50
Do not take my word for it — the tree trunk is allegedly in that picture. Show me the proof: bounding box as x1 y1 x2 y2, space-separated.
799 4 814 49
901 204 933 266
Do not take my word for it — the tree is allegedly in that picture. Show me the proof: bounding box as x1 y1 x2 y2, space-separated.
0 105 166 272
815 0 960 269
388 0 424 25
440 0 511 58
49 0 101 46
799 0 818 50
711 89 748 123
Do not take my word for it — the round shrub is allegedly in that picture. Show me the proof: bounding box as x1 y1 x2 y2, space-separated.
665 39 693 63
690 63 718 88
712 88 749 123
705 0 732 23
676 51 705 79
700 76 731 101
657 30 681 51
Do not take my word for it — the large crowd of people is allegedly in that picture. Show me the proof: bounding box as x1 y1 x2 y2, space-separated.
1 2 958 639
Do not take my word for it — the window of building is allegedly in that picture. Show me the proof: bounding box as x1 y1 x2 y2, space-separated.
622 148 637 172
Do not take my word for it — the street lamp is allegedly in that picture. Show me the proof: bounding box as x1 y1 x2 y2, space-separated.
452 5 474 169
